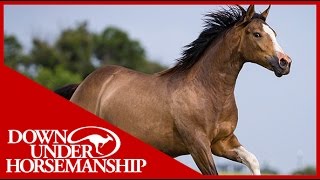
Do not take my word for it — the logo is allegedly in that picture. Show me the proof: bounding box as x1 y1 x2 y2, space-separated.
6 126 147 173
67 126 121 158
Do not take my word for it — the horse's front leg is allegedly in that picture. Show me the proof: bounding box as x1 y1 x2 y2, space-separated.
211 134 261 175
175 121 218 175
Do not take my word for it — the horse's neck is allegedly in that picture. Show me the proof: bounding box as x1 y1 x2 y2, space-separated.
188 37 244 97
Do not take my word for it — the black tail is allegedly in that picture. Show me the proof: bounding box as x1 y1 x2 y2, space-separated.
54 84 79 100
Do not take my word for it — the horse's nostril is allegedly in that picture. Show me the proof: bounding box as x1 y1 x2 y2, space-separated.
279 59 288 68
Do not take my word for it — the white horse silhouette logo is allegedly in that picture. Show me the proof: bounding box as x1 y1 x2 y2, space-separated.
67 126 121 158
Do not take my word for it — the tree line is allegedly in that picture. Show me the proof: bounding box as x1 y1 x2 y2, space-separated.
4 22 166 90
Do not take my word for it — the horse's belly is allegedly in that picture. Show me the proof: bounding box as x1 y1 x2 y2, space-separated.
102 112 188 157
99 94 188 157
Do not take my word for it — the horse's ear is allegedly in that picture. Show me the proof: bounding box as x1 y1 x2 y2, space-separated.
261 5 271 21
245 5 255 21
235 5 255 27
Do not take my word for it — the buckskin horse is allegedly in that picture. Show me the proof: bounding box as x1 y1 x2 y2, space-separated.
55 5 292 175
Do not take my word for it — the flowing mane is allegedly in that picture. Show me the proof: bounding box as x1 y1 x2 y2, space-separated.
160 5 246 75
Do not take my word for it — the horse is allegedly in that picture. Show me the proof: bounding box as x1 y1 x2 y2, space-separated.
55 5 292 175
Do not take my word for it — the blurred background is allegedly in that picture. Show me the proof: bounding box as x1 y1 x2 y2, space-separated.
4 5 316 175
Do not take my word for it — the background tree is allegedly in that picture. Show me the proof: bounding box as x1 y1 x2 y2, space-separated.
261 166 279 175
56 22 95 78
93 26 164 74
4 35 31 75
291 165 316 175
35 65 82 90
30 38 62 70
5 34 22 69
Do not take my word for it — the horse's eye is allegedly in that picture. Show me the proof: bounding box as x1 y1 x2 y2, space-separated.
253 32 262 38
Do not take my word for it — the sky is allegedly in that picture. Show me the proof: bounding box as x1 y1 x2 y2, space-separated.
4 4 316 174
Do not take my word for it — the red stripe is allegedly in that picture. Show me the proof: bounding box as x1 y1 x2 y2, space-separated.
2 1 320 5
316 2 320 177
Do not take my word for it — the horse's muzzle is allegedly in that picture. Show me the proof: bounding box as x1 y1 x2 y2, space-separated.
269 54 292 77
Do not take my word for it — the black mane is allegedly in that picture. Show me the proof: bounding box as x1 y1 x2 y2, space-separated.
161 5 246 75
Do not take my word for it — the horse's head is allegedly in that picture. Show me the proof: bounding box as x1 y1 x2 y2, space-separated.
236 5 292 77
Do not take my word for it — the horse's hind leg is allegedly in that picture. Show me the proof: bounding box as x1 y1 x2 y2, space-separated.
211 134 260 175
